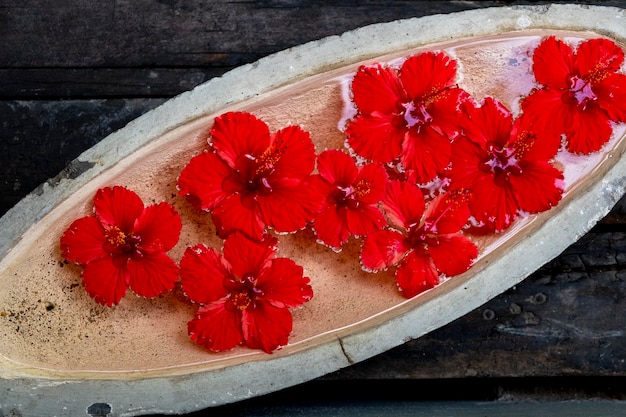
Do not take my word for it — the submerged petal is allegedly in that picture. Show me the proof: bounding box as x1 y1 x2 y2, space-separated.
242 304 293 354
210 112 270 169
60 216 107 265
94 186 144 232
127 252 179 298
82 256 129 307
188 301 244 352
133 202 182 253
180 244 230 304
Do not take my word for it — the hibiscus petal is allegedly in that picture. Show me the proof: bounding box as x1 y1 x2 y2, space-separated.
127 252 179 298
177 151 232 211
428 234 478 277
447 137 488 190
468 173 519 232
511 161 564 214
461 97 513 149
576 38 624 79
210 112 270 169
270 125 317 180
423 191 471 234
60 216 107 264
257 179 323 234
316 149 357 186
82 256 129 306
242 304 293 353
353 162 388 204
521 89 574 138
351 64 406 115
360 229 408 272
595 73 626 122
188 301 244 352
510 113 562 161
396 252 439 298
223 232 278 280
381 180 425 229
346 204 387 238
400 52 457 99
180 244 230 304
565 103 613 154
532 36 575 89
211 194 266 241
400 125 452 184
94 186 144 232
345 113 404 163
133 202 182 253
313 205 350 250
257 258 313 308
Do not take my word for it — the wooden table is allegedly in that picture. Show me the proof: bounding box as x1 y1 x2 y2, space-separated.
2 1 626 415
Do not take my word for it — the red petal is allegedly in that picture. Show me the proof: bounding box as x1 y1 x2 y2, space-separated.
82 257 129 306
346 114 404 163
316 149 357 186
313 206 350 250
94 186 144 232
134 202 181 253
223 232 277 280
576 38 624 79
210 112 270 169
180 244 230 304
595 73 626 122
127 252 179 298
423 191 471 234
447 137 488 190
353 162 388 204
211 194 266 241
564 104 613 154
532 36 575 89
346 204 386 238
461 97 513 149
426 87 471 137
396 252 439 298
360 229 408 272
400 125 452 184
468 173 519 232
60 216 107 264
257 179 323 234
521 88 574 138
510 113 561 161
381 180 425 229
351 64 406 115
400 52 457 99
188 301 244 352
177 151 232 211
257 258 313 308
242 304 292 353
428 234 478 277
270 125 317 180
511 161 564 214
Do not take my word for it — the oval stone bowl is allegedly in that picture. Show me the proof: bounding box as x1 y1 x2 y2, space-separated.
1 4 626 416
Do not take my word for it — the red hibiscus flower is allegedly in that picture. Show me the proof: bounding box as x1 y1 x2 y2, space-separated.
60 186 182 306
522 36 626 154
310 149 388 250
447 97 564 232
361 181 478 298
177 112 322 241
179 232 313 353
345 51 470 184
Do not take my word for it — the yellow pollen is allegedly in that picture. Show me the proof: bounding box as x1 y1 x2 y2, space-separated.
353 179 372 197
106 226 127 247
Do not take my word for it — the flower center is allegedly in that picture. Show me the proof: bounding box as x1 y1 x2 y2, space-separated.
564 75 597 110
479 142 522 186
104 226 142 260
224 273 264 311
329 179 372 209
402 101 433 129
406 224 438 254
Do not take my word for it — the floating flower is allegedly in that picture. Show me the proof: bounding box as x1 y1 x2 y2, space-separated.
447 97 564 232
60 186 182 306
345 51 470 183
361 181 478 298
310 149 388 250
179 232 313 353
177 112 322 241
522 36 626 154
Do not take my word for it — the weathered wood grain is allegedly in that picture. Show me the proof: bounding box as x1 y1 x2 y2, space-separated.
1 0 626 400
